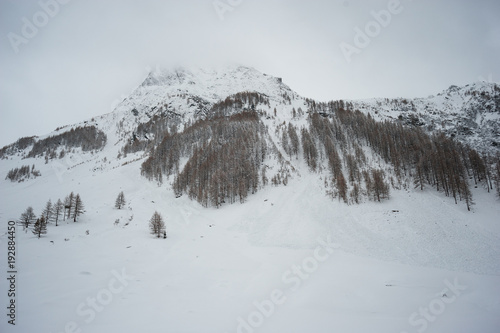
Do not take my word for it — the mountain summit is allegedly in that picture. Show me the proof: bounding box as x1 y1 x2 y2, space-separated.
141 65 292 99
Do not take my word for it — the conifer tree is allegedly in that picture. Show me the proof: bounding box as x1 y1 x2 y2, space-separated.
64 192 75 220
53 199 64 226
20 206 36 230
32 216 47 238
73 194 84 222
149 211 166 238
115 191 126 209
42 199 53 223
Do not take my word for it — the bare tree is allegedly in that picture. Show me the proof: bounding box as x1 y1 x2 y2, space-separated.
53 199 64 226
149 211 166 238
336 171 348 203
350 183 360 204
115 191 126 209
73 194 84 222
372 169 390 202
64 192 74 220
288 123 299 158
42 199 53 223
20 206 36 230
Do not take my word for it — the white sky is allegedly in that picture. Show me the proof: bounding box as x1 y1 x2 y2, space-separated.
1 0 499 147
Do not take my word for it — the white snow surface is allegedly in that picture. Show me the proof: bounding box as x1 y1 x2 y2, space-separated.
1 66 500 333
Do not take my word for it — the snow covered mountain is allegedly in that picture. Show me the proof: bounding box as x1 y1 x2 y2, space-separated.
1 65 500 333
111 65 296 130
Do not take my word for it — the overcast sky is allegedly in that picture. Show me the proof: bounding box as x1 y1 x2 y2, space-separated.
1 0 499 147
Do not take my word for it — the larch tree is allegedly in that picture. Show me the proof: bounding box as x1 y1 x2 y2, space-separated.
288 123 300 158
20 206 36 230
42 199 53 223
72 194 84 222
115 191 126 209
336 171 348 203
32 216 47 238
53 199 64 226
64 192 75 220
372 169 390 202
149 211 166 238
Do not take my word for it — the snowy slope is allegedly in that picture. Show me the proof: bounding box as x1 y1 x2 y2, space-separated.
1 65 500 333
1 155 499 333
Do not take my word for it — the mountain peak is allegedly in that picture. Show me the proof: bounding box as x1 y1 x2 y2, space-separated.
138 64 291 101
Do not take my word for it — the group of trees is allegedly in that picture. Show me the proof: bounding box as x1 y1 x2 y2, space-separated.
5 164 41 182
281 123 300 158
141 110 269 207
27 126 107 158
60 192 85 222
0 136 36 159
122 113 180 156
210 92 270 118
134 89 498 209
19 192 85 238
272 101 498 208
291 103 497 208
19 190 168 240
122 92 270 159
173 112 267 207
284 112 391 204
333 108 486 210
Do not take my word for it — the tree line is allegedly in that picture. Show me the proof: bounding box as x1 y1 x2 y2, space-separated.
5 164 41 182
0 136 36 159
27 126 107 158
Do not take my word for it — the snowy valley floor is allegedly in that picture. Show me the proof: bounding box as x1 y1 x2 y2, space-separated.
1 158 500 333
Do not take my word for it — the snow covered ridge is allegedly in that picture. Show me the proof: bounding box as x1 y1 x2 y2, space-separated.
116 65 499 154
348 81 500 154
0 125 107 161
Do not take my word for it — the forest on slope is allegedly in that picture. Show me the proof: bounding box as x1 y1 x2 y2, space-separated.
137 92 500 209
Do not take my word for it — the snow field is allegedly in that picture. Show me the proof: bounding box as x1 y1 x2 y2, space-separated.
1 152 500 332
